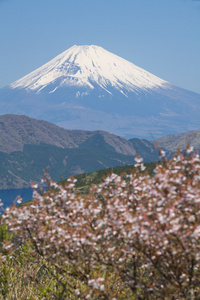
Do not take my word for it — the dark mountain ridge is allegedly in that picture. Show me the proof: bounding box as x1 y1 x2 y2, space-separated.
0 114 135 155
1 114 198 190
0 114 170 189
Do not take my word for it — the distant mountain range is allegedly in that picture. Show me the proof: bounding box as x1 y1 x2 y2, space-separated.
0 114 170 189
0 45 199 139
153 130 200 152
0 114 135 155
0 115 199 189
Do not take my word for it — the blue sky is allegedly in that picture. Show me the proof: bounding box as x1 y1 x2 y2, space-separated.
0 0 200 93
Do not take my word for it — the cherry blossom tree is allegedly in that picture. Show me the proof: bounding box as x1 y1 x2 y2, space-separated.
1 148 200 299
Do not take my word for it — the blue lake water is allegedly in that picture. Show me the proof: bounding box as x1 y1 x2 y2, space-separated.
0 188 34 209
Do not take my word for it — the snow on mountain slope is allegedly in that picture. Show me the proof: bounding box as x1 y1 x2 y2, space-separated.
0 45 200 139
10 45 168 95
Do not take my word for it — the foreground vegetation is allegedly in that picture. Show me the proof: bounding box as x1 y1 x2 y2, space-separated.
0 147 200 299
68 161 157 195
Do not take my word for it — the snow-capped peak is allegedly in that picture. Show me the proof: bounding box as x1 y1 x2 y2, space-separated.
10 45 168 94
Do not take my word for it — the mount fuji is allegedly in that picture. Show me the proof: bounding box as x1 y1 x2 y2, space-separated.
0 45 199 139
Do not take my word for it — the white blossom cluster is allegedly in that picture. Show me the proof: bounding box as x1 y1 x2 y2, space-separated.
2 151 200 298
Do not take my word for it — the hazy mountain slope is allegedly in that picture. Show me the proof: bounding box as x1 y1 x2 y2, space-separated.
153 130 200 152
0 45 199 138
0 141 137 189
129 138 172 162
0 114 136 155
1 135 170 189
0 114 172 189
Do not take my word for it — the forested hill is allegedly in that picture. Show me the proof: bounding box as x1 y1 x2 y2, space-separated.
0 114 172 189
0 114 135 155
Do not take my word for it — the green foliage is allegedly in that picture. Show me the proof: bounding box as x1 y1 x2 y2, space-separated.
69 161 158 194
